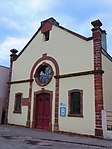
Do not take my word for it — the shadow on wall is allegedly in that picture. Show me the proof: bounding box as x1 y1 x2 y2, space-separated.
1 107 5 124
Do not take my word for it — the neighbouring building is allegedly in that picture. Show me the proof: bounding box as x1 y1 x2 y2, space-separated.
0 65 9 124
7 18 112 137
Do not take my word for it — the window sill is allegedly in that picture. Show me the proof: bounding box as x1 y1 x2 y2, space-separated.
68 114 83 118
13 111 22 114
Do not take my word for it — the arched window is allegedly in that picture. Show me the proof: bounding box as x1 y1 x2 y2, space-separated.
13 93 23 113
68 89 83 117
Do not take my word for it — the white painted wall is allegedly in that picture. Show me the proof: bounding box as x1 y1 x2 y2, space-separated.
59 75 95 135
8 83 29 125
9 24 95 135
102 54 112 110
11 25 94 81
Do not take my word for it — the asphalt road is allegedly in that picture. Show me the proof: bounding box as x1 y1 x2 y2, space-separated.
0 125 112 149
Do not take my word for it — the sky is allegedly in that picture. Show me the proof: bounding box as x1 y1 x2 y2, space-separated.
0 0 112 67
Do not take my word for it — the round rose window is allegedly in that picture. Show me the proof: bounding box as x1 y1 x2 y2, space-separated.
35 63 53 86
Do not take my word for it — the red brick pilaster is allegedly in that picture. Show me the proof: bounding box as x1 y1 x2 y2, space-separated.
26 82 32 128
91 20 104 137
29 54 59 130
5 49 18 124
54 78 59 131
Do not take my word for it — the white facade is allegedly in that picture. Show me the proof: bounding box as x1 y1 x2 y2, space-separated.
102 54 112 110
8 18 112 137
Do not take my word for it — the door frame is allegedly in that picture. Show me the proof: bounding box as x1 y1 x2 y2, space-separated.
32 89 53 131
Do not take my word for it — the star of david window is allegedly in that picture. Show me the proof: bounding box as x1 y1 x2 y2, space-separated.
34 63 53 86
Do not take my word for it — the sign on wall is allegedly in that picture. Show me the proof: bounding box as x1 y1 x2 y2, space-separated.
60 102 66 117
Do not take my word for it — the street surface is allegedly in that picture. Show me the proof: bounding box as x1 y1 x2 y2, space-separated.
0 125 112 149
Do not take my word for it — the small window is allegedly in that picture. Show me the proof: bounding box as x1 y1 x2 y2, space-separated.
68 89 83 117
43 31 49 41
14 93 22 113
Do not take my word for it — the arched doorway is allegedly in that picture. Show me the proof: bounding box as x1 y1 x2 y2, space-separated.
33 90 52 131
28 54 59 131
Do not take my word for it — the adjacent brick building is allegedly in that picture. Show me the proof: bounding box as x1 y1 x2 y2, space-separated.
0 65 9 124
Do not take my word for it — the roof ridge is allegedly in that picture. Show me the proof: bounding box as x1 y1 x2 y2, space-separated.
0 65 10 69
16 19 92 60
57 25 92 41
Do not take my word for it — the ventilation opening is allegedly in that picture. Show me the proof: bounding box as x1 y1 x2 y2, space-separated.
43 31 49 41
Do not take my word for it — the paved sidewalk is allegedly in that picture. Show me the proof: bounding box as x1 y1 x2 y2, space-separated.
0 125 112 148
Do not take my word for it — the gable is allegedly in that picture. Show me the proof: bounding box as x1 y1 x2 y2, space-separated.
16 18 92 60
11 18 94 81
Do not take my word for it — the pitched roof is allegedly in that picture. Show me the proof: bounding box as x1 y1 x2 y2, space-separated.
0 65 10 69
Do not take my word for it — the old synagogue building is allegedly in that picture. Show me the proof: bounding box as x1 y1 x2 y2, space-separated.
7 18 112 137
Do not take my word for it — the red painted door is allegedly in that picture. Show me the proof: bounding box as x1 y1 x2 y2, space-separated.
36 93 51 130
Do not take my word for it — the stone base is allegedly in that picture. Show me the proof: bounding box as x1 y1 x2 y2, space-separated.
32 121 36 128
26 120 30 128
54 123 59 132
95 128 103 137
49 123 52 131
4 118 8 124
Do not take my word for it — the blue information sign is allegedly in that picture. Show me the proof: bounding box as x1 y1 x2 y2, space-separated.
60 107 66 116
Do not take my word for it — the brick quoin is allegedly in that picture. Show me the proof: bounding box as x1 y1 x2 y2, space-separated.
5 49 18 123
91 20 104 137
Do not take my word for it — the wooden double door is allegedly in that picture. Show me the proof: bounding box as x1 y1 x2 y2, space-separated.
36 93 51 130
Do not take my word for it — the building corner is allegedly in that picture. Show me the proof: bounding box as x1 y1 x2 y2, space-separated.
5 49 18 124
91 19 104 137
